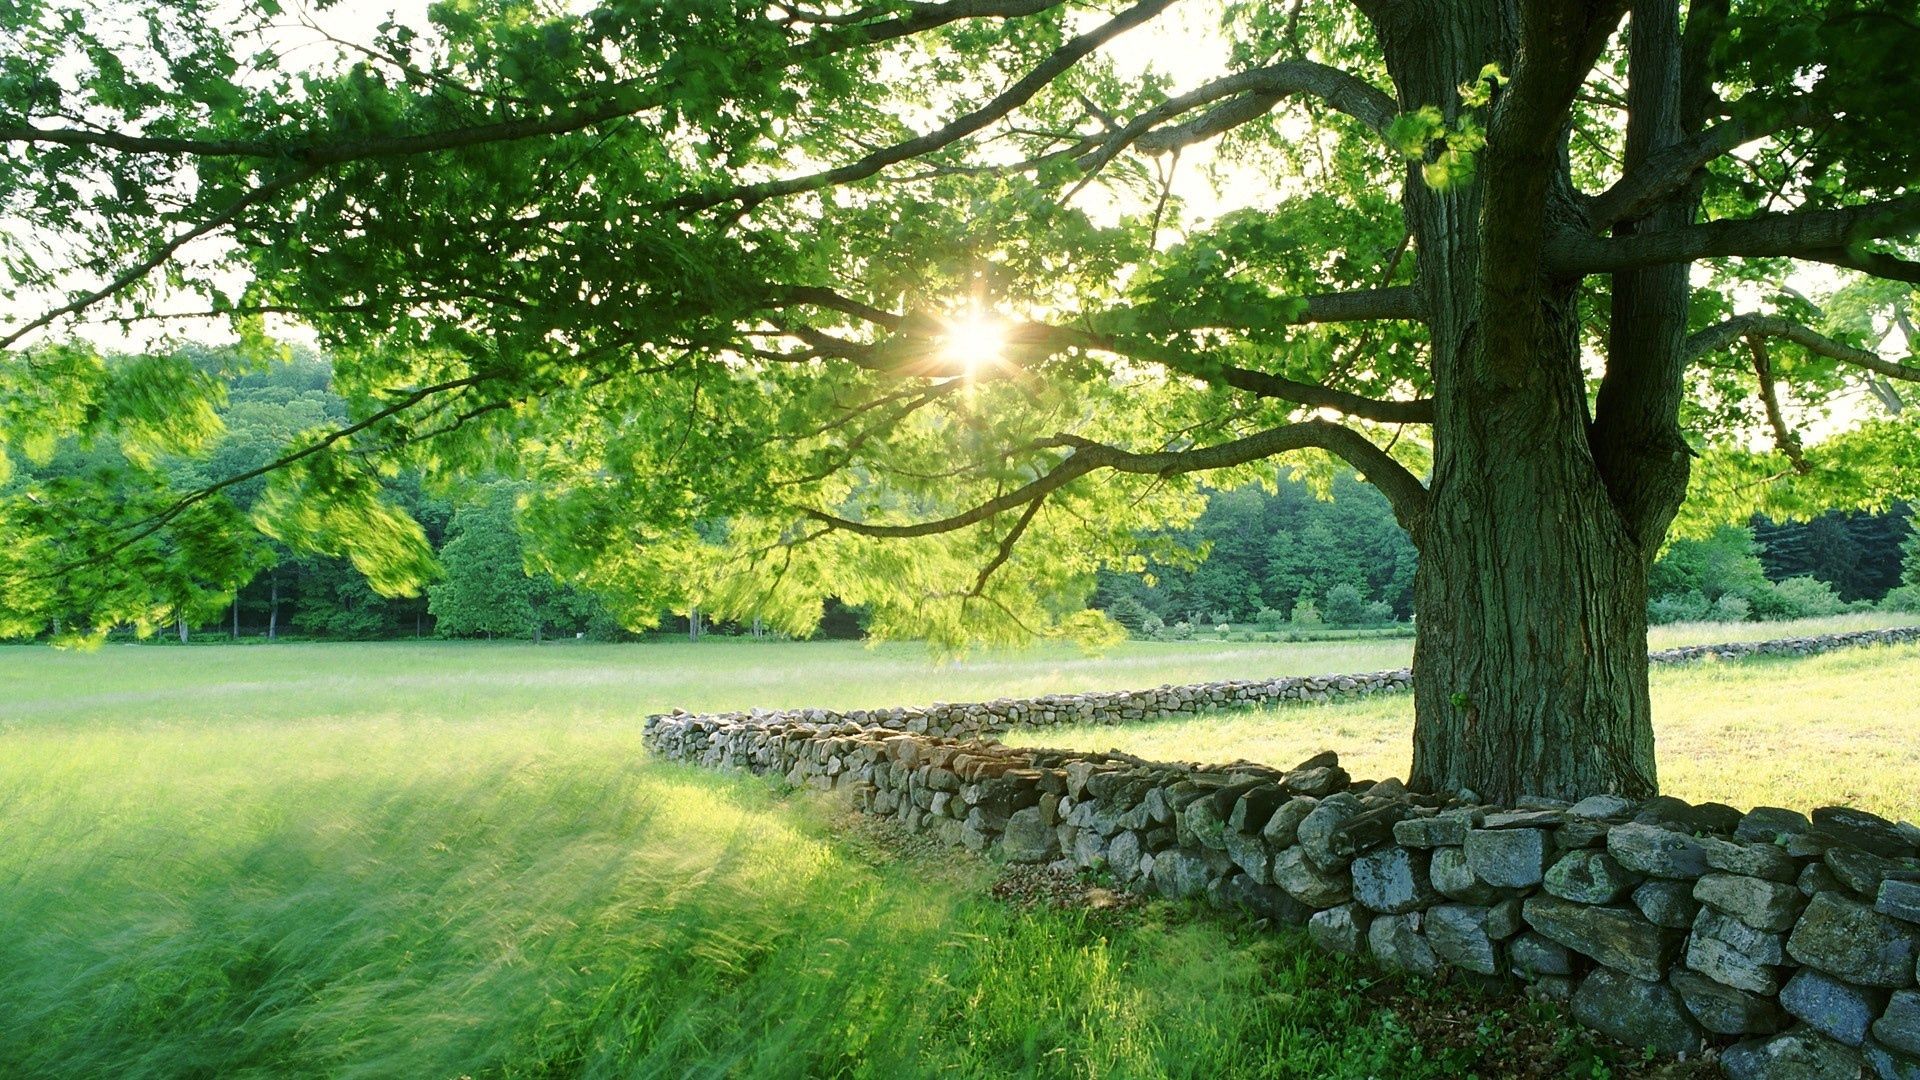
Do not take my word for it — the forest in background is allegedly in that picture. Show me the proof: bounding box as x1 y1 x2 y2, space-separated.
11 350 1916 643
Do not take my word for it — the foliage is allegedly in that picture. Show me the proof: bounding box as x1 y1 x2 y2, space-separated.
1769 576 1849 619
1290 598 1323 628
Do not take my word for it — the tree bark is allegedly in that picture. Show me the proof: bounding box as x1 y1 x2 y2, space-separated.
1377 0 1661 802
177 616 188 644
268 575 279 641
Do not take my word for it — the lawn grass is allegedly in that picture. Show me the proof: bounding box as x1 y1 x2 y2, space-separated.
1005 641 1920 820
0 706 1647 1079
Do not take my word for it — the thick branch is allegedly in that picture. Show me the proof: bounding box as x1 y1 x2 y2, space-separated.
1550 194 1920 276
1120 61 1396 157
1587 94 1823 227
1686 312 1920 383
1744 334 1809 473
802 419 1429 537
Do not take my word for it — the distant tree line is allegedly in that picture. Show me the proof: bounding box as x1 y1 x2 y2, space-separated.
1093 478 1915 637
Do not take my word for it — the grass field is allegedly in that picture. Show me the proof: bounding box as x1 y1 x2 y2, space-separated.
0 615 1909 1077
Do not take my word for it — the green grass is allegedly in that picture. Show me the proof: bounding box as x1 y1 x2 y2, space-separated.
0 616 1905 1077
1005 641 1920 820
0 698 1646 1079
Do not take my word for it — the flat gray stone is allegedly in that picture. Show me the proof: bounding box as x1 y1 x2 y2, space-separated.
1509 931 1574 977
1568 794 1636 819
1426 903 1502 975
1227 785 1290 835
1866 1040 1920 1080
1669 968 1787 1035
1429 844 1497 903
1368 912 1440 977
1270 845 1351 907
1686 931 1784 995
1814 806 1916 859
1307 902 1370 955
1787 891 1920 987
1544 850 1640 903
1394 812 1471 848
1570 967 1705 1056
1886 880 1920 924
1608 822 1709 879
1695 872 1807 932
1737 806 1812 845
1721 1030 1866 1080
1877 991 1920 1057
1633 878 1700 928
1523 896 1679 981
1829 848 1920 897
1780 967 1889 1046
1704 837 1799 882
1465 827 1549 888
1350 846 1436 914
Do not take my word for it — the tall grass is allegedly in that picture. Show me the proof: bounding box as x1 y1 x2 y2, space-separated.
0 715 1464 1078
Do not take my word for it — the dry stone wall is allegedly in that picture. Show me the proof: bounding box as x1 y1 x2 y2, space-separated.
643 717 1920 1080
650 626 1920 742
644 626 1920 1080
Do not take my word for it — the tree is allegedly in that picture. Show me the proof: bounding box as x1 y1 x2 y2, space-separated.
4 0 1920 799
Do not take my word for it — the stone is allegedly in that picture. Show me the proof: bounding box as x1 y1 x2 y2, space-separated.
1509 932 1574 977
1228 785 1290 835
1884 881 1920 925
1720 1030 1866 1080
1296 793 1363 870
1800 860 1845 897
1814 806 1916 859
1568 794 1636 819
1704 837 1798 882
1430 845 1499 903
1780 968 1890 1047
1270 845 1352 907
1555 819 1613 850
1262 797 1317 847
1569 967 1705 1056
1487 897 1525 939
1072 828 1107 869
1218 874 1312 925
1738 806 1813 845
1307 903 1371 956
1181 797 1232 851
998 803 1059 860
1483 810 1567 829
1522 896 1680 981
1150 848 1213 899
1367 913 1440 977
1608 822 1710 879
1669 968 1787 1036
1107 831 1144 882
1867 1042 1920 1080
1337 803 1414 854
1633 878 1701 929
1394 811 1473 848
1286 765 1350 798
1465 828 1549 888
1695 872 1807 932
1426 904 1503 975
1787 892 1920 987
1832 848 1920 897
1877 991 1920 1057
1689 907 1787 994
1544 850 1641 904
1223 828 1271 884
1350 847 1437 914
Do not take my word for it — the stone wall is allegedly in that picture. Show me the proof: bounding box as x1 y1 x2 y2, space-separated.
648 625 1920 742
643 625 1920 1080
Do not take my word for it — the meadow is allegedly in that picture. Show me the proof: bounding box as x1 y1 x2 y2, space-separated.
1 613 1910 1078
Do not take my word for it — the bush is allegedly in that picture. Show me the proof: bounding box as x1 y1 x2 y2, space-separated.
1170 620 1194 640
1708 594 1751 623
1321 584 1369 627
1769 576 1846 618
1140 613 1166 639
1289 599 1322 627
1648 591 1710 624
1362 600 1395 624
1215 623 1231 639
1881 584 1920 613
1106 596 1153 634
1208 611 1235 627
1254 607 1288 631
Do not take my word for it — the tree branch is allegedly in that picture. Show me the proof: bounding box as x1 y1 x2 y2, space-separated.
801 418 1429 538
1117 60 1396 158
661 0 1177 213
1743 334 1810 473
1550 194 1920 277
1586 94 1823 227
1685 312 1920 383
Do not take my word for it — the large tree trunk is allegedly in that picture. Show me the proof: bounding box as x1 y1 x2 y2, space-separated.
1379 0 1667 802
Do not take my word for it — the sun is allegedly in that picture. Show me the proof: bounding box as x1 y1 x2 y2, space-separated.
938 310 1009 378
